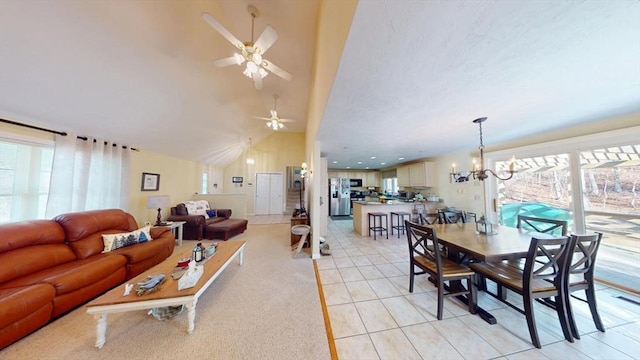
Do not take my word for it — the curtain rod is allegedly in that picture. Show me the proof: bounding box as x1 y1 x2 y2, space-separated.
1 118 139 151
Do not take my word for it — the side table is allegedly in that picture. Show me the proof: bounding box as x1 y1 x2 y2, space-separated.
155 221 186 246
290 216 309 247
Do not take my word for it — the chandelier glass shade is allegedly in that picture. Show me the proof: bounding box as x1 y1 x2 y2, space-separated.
267 119 284 130
246 138 255 165
238 46 269 79
470 117 515 181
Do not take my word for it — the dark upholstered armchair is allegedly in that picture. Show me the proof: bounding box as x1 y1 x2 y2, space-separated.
167 203 231 240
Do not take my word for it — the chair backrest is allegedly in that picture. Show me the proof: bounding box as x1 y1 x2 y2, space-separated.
523 236 571 290
438 209 464 224
517 215 568 236
405 221 443 272
464 212 477 224
567 232 603 278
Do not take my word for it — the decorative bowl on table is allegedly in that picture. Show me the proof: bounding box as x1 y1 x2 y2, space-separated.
177 257 191 268
205 245 216 257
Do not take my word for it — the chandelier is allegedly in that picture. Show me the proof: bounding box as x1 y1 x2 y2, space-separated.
267 118 284 130
237 10 269 80
471 117 515 181
246 137 255 165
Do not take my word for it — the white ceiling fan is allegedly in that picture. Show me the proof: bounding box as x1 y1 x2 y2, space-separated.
253 94 296 130
202 5 292 90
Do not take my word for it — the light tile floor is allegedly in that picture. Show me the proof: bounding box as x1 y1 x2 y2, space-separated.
319 218 640 360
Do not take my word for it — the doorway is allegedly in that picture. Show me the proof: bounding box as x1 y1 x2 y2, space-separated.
255 173 283 215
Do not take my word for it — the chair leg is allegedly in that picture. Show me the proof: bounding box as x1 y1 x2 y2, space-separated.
468 276 477 315
585 286 605 333
437 281 444 320
555 294 574 343
566 291 580 340
409 264 415 293
523 293 542 349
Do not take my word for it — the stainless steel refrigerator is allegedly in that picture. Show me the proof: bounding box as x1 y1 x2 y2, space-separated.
329 178 351 216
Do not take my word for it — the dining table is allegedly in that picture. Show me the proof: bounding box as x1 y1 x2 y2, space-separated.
429 223 556 324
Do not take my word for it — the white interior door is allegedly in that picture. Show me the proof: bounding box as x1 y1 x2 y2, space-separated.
255 173 270 215
269 173 283 214
255 173 283 215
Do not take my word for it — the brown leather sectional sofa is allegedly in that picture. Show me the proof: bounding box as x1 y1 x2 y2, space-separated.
167 203 247 240
0 209 175 350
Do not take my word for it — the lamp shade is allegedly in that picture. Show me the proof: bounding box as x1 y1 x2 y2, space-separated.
147 195 171 209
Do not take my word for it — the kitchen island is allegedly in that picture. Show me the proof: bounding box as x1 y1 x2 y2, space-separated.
352 201 443 236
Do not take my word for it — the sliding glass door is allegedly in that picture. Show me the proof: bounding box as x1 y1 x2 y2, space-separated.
487 129 639 294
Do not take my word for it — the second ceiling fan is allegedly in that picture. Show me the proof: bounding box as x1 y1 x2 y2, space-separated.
202 5 292 90
254 95 296 130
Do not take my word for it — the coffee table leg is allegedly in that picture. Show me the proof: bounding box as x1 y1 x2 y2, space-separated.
239 248 244 265
94 313 108 349
187 299 198 334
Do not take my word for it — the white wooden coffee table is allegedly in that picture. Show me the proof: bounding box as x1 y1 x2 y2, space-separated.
86 240 245 349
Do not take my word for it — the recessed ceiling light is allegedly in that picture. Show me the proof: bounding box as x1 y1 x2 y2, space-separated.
370 156 377 159
380 162 386 165
357 161 362 164
398 157 405 160
365 167 370 169
346 166 351 169
332 161 337 164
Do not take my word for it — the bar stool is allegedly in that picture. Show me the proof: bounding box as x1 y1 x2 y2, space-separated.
390 211 411 238
368 212 388 240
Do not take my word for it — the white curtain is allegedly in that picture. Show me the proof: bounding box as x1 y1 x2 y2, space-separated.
45 133 131 217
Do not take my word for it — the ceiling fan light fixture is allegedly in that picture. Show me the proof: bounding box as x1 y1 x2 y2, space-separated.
246 61 258 74
258 67 268 78
233 53 245 65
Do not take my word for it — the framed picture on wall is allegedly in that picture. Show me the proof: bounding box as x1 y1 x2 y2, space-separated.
141 172 160 191
232 176 243 183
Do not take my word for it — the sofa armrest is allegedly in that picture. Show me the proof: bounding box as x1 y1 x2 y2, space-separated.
215 209 232 219
167 214 206 226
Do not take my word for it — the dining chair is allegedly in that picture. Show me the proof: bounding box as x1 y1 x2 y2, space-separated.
565 232 605 339
469 236 573 349
405 220 476 320
438 209 464 224
517 215 568 236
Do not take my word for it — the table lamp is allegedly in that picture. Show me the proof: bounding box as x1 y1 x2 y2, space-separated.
146 195 171 225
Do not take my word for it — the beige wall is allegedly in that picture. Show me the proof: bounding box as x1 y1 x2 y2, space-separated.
223 132 306 215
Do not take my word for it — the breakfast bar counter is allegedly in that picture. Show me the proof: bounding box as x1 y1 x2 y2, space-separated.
352 201 442 236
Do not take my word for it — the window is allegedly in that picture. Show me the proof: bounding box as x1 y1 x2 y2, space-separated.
383 177 398 194
0 138 54 223
201 172 208 194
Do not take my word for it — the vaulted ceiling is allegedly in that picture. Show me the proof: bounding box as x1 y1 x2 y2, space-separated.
1 1 639 170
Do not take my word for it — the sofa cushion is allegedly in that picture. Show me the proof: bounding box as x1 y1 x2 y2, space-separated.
54 209 137 259
102 226 152 252
0 244 77 284
0 220 66 253
0 284 55 329
0 253 128 295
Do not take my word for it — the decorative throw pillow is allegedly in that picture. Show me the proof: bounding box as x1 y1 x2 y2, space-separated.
206 209 216 218
102 226 152 252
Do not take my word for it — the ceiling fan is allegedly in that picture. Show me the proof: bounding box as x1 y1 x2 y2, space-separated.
202 5 292 90
253 94 296 130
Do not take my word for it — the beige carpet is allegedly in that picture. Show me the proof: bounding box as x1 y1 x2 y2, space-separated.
2 223 330 360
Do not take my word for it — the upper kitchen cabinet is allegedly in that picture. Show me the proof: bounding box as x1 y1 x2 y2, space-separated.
408 162 436 187
364 171 380 187
397 166 410 187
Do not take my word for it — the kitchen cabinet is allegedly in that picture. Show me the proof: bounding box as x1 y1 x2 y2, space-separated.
397 166 410 187
408 161 436 187
365 171 380 187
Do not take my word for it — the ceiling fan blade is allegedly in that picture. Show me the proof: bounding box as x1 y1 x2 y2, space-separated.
202 13 243 49
254 25 278 54
262 60 292 81
270 109 278 118
252 71 263 90
252 116 272 121
278 118 297 123
213 56 240 67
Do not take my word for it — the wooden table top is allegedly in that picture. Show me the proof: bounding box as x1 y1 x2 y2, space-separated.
429 223 555 262
87 240 245 307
